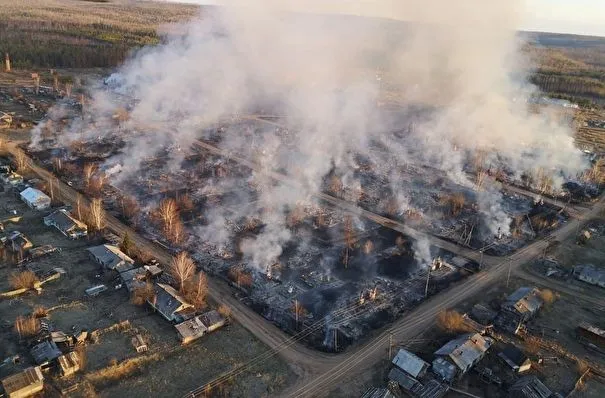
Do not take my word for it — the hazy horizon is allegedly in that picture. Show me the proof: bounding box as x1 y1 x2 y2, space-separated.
157 0 605 38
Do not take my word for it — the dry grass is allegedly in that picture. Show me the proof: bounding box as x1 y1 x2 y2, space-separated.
85 353 162 385
14 315 40 337
218 304 232 319
539 289 557 306
9 270 39 290
33 306 48 318
436 310 470 333
440 193 466 216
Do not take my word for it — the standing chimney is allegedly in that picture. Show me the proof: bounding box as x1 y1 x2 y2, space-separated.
4 53 10 72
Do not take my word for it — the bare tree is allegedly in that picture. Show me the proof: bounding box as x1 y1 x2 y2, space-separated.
52 70 59 93
170 252 195 292
4 52 10 72
157 198 179 236
65 82 73 98
291 300 308 328
88 198 105 232
183 271 207 310
82 163 97 188
9 271 39 290
167 218 185 245
31 73 40 95
14 150 28 172
76 193 83 221
342 215 355 268
120 195 140 223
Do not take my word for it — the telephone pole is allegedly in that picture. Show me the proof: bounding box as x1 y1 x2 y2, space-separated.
425 267 431 298
388 333 393 360
506 261 512 288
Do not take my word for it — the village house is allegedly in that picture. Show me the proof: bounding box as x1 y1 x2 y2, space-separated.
432 333 493 383
87 244 135 272
44 209 87 239
496 287 544 334
148 283 194 322
57 352 81 377
3 231 33 253
573 264 605 289
175 309 227 344
19 187 51 211
392 349 429 379
0 367 44 398
498 344 531 373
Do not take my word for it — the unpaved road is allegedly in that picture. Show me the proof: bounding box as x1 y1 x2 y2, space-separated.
6 140 605 398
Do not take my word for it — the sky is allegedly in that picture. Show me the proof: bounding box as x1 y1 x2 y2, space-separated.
160 0 605 37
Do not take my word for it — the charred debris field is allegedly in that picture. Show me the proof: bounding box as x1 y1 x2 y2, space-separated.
21 95 600 351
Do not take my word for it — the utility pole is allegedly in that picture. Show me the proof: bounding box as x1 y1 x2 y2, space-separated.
388 333 393 360
333 329 338 352
425 267 431 298
4 53 10 72
506 261 512 288
479 249 484 269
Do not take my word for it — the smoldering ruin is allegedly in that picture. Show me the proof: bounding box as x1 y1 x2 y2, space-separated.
23 1 604 350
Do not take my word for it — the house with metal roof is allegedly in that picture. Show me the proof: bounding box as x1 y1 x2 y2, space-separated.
577 322 605 350
502 287 544 322
148 283 194 322
1 366 44 398
432 333 493 382
573 265 605 289
508 376 553 398
4 231 33 253
360 387 396 398
19 187 51 211
30 340 62 366
87 244 134 272
392 349 429 379
44 209 87 239
498 344 531 373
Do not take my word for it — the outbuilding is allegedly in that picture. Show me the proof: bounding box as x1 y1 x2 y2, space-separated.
87 245 135 272
19 187 51 211
498 345 531 373
1 367 44 398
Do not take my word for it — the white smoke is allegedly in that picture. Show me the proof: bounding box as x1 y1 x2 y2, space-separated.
30 0 589 271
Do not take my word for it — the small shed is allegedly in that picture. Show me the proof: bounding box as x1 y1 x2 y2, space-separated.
498 345 531 373
131 334 148 353
391 349 428 378
175 316 209 344
57 352 81 377
508 376 552 398
200 310 226 332
1 367 44 398
19 187 51 211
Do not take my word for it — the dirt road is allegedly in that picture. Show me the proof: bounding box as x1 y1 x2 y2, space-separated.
6 141 605 398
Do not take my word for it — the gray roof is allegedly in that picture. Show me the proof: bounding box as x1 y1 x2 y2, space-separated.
509 376 552 398
392 349 428 378
504 287 544 315
574 265 605 287
44 209 86 234
431 357 457 382
150 283 193 321
200 310 225 329
30 340 62 365
578 322 605 338
499 344 529 367
360 387 396 398
87 244 134 270
434 333 492 371
20 187 50 205
388 367 419 391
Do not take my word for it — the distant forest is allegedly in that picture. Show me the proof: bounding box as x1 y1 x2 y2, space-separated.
1 1 604 106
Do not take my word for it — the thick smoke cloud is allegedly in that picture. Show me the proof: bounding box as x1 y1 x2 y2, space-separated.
34 0 586 271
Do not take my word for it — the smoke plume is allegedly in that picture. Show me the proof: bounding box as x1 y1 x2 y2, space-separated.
33 0 587 272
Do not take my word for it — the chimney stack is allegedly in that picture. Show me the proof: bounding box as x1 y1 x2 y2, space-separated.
4 53 10 72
